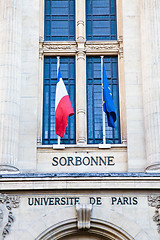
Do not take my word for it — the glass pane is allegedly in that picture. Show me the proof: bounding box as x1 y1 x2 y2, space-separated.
44 0 75 40
86 0 117 40
87 56 120 144
43 57 76 145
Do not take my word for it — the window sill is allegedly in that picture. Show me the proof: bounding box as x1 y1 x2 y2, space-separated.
37 143 127 150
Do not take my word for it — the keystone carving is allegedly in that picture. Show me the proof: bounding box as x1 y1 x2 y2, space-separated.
0 194 20 239
76 204 92 229
148 195 160 233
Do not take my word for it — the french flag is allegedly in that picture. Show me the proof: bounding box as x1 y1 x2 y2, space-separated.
55 66 74 138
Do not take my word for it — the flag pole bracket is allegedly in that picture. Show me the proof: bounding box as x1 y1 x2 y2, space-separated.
99 144 111 149
53 144 65 150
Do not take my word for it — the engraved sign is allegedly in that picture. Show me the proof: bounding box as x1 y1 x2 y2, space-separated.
52 155 115 167
28 196 138 207
37 149 128 173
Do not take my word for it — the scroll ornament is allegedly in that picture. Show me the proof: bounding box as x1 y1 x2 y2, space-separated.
148 195 160 234
0 194 20 239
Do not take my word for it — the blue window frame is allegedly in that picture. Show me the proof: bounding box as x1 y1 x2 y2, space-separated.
43 57 76 145
44 0 75 41
86 0 117 40
87 56 120 144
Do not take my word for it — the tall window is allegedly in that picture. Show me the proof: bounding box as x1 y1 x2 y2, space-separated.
86 0 117 40
42 0 121 146
43 57 76 144
44 0 75 41
87 56 120 144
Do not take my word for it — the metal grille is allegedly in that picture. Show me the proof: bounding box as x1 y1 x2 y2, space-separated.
43 57 76 144
87 56 121 144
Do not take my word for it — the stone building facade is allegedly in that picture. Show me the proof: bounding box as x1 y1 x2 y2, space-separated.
0 0 160 239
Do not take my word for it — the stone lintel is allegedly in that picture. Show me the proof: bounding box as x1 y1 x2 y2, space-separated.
41 41 121 56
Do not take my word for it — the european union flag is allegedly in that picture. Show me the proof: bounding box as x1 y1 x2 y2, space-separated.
103 60 116 128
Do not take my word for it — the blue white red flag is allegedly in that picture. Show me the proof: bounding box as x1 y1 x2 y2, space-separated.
103 60 116 128
55 67 74 138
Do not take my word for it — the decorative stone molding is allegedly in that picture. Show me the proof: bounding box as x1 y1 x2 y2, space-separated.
77 20 84 26
77 109 85 114
0 194 20 239
77 42 86 52
148 195 160 233
118 46 123 59
146 163 160 172
40 40 122 56
37 136 42 145
36 218 135 240
39 37 44 60
0 165 19 174
118 36 123 58
122 136 127 145
85 41 119 54
76 204 92 229
77 137 86 144
0 209 3 223
42 42 77 54
77 50 86 60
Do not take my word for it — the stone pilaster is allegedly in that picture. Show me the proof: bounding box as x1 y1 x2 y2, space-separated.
76 51 87 144
123 0 146 171
76 0 86 144
76 0 85 41
140 1 160 171
0 0 21 171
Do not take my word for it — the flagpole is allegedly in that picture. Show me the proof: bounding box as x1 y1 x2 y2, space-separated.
57 56 61 145
101 56 106 145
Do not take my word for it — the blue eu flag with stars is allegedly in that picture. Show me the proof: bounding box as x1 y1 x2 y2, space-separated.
103 60 116 128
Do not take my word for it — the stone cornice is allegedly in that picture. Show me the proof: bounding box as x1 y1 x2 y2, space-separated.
0 174 160 190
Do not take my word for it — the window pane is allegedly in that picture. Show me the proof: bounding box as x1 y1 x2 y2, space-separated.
86 0 117 40
43 57 76 145
86 56 120 144
44 0 75 41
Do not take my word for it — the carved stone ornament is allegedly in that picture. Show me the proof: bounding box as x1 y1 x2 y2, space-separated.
0 209 3 223
0 165 19 174
85 41 119 54
118 36 123 58
0 194 20 239
40 40 123 55
76 204 92 229
43 42 77 53
148 195 160 233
